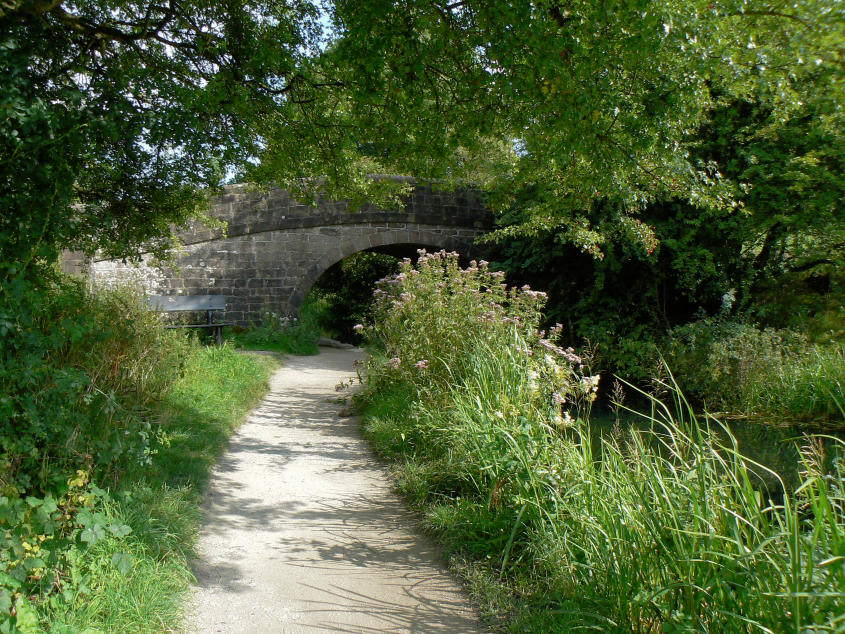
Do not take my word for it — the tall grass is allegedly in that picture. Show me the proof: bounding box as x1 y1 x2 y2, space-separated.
358 251 845 632
0 275 277 632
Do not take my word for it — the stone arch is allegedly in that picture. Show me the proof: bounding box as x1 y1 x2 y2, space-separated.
287 227 478 314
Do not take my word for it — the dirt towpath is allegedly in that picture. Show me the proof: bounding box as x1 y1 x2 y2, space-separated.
185 348 483 633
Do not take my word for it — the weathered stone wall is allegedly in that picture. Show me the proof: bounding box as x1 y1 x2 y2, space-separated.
90 182 492 323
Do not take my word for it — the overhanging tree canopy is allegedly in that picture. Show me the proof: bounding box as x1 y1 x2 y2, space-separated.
2 0 842 274
297 0 842 254
1 0 327 271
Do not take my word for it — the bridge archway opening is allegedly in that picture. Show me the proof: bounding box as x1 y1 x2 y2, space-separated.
298 237 479 344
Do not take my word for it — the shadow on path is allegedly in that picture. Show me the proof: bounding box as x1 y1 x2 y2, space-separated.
186 348 483 633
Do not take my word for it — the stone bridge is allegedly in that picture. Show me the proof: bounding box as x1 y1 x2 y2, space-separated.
91 181 492 324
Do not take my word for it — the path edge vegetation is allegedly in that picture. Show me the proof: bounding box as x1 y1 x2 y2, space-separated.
354 252 844 633
1 276 278 633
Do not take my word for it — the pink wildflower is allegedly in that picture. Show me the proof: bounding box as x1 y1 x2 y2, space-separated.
414 359 429 370
387 357 401 369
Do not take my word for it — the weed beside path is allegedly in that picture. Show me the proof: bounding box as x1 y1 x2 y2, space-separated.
356 251 845 632
39 347 277 632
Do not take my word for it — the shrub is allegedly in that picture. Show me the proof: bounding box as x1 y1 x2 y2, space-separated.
0 273 193 495
665 318 844 427
0 273 202 631
360 250 595 408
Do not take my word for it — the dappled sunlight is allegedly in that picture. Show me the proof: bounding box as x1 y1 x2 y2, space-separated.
187 348 483 633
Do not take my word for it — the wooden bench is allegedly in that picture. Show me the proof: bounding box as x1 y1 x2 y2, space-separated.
147 295 227 345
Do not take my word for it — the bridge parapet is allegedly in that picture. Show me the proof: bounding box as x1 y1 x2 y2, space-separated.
91 182 492 323
180 183 490 246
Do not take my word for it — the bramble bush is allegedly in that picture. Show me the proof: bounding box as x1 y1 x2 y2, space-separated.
1 272 276 631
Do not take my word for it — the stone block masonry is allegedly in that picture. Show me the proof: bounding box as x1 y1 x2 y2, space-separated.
90 182 493 324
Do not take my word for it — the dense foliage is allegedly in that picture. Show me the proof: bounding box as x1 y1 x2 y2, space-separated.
0 0 328 271
0 278 183 625
285 1 843 251
357 253 845 632
483 87 843 393
4 0 841 274
0 278 274 631
1 275 191 495
666 319 844 425
488 191 843 391
306 251 400 344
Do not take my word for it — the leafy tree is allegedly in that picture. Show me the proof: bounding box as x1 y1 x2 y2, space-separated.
2 0 841 276
697 91 844 296
275 0 842 255
0 0 327 275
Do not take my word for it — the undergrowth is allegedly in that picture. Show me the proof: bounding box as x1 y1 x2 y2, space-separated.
665 318 844 429
230 305 319 355
1 272 276 632
357 251 845 632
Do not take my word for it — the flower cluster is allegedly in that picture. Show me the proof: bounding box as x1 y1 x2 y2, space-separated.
539 339 582 366
362 249 595 419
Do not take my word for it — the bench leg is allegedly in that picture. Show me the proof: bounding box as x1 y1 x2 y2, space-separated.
216 325 222 346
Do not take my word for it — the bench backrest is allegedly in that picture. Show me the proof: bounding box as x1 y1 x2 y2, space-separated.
147 295 227 312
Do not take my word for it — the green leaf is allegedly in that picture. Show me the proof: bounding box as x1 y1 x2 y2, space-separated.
0 572 21 590
39 496 57 514
22 557 45 571
107 523 132 538
110 552 133 576
0 589 12 614
80 525 105 544
13 596 40 634
76 509 94 527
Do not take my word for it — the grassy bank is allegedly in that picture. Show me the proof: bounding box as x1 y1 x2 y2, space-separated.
1 275 276 632
356 251 845 632
44 346 276 633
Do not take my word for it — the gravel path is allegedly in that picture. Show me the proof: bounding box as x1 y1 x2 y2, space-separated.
185 348 483 633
